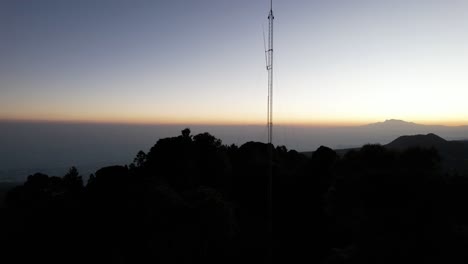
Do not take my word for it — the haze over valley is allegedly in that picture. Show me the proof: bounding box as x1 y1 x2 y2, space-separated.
1 119 467 182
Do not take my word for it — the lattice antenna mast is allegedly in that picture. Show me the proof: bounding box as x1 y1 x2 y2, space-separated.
266 2 274 260
266 0 274 144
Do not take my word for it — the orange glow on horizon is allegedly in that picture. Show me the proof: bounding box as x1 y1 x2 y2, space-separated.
1 115 467 127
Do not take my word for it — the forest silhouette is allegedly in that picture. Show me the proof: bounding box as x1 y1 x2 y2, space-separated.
2 129 468 263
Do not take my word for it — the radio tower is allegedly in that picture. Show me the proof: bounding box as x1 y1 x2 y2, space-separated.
266 0 274 144
266 0 274 261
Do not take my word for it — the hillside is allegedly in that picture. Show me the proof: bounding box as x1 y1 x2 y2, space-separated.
3 129 468 263
305 133 468 174
386 133 468 174
386 133 449 149
386 133 468 157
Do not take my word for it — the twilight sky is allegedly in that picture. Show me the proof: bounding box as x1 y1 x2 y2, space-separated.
1 0 468 126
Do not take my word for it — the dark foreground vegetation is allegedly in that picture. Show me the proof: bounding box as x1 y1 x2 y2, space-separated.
1 129 468 263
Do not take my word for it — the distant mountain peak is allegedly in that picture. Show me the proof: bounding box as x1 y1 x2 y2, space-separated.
365 119 420 127
384 119 412 124
382 119 416 125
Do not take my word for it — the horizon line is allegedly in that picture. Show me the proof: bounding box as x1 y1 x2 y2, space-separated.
1 117 467 127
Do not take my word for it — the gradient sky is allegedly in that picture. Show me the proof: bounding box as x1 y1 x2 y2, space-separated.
1 0 468 126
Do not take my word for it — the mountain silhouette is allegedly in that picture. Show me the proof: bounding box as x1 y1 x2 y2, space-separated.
326 133 468 174
364 119 468 133
385 133 468 174
386 133 448 149
366 119 420 128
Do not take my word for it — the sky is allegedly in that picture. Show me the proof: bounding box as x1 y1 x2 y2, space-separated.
1 0 468 126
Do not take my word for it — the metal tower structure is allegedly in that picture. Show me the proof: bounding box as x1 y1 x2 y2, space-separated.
266 0 274 144
265 1 274 261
